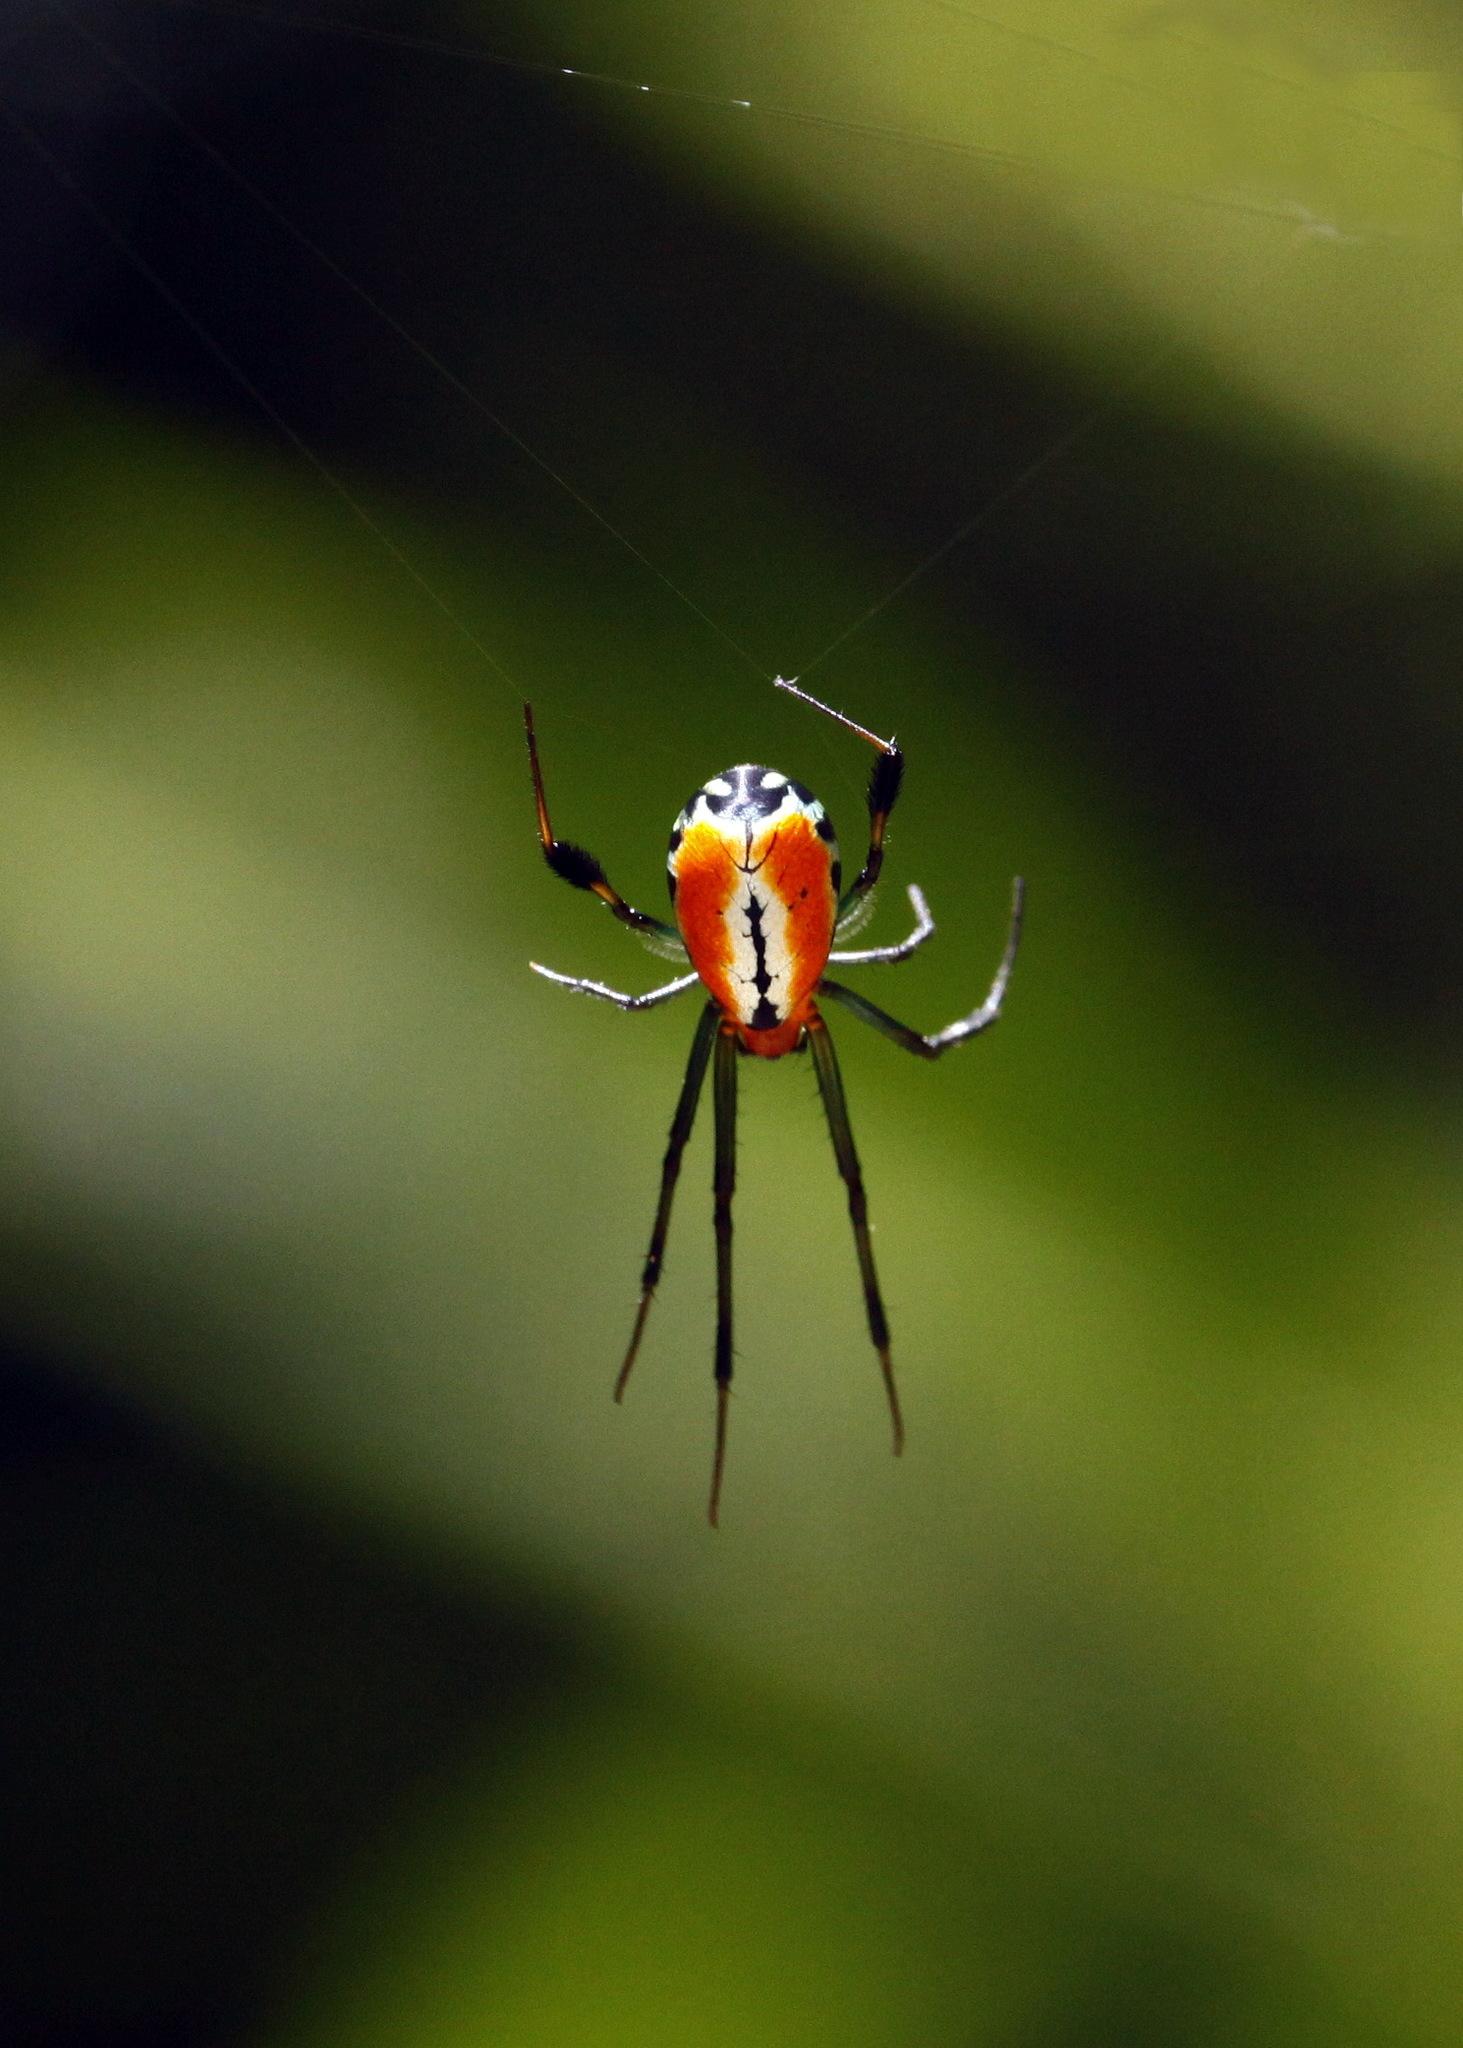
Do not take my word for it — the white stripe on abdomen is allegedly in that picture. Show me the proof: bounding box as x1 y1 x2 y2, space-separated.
722 875 794 1031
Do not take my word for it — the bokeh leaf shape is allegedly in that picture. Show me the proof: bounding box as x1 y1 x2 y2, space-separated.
515 0 1463 481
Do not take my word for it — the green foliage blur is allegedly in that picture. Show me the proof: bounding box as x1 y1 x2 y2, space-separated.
2 2 1460 2043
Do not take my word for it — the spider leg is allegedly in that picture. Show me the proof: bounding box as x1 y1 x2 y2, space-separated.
820 877 1023 1056
773 677 904 916
530 962 700 1010
523 702 682 945
709 1022 738 1526
616 1001 719 1402
828 883 934 966
805 1010 904 1456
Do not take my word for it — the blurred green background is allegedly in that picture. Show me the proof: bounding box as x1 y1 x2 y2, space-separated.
2 2 1461 2043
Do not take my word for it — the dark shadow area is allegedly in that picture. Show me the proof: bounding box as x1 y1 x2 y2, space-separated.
0 1332 582 2047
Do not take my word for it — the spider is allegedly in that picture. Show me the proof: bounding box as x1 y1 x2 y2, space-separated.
524 678 1023 1524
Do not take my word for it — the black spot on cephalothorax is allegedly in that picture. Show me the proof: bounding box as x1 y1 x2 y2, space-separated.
789 777 817 807
739 767 790 820
699 765 790 824
696 777 735 815
667 825 683 855
831 857 842 895
814 810 836 842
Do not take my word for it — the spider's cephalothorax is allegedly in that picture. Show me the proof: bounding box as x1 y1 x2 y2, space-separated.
668 765 839 1058
525 678 1024 1525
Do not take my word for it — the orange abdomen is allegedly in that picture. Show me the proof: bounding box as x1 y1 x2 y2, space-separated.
668 766 839 1057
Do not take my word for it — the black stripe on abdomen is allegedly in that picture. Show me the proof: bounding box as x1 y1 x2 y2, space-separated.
743 888 781 1031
